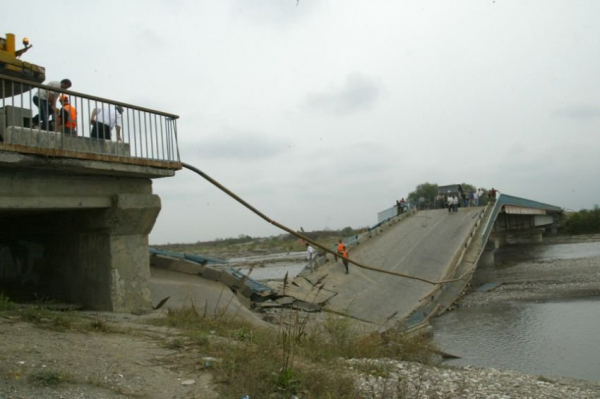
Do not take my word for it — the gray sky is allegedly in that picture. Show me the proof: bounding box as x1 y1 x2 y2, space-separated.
3 1 600 244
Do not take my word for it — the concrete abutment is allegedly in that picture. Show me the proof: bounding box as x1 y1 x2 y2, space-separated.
0 152 174 312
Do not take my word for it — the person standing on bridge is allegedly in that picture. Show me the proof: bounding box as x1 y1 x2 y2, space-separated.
342 248 350 274
336 239 345 263
306 243 315 272
477 188 484 205
489 188 498 202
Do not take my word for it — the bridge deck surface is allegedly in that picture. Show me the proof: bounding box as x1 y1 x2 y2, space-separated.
304 207 483 329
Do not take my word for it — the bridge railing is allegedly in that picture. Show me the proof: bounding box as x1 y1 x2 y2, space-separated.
0 75 180 169
377 203 414 224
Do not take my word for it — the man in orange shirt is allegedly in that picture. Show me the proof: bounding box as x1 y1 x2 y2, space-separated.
336 239 345 263
342 248 350 274
57 95 77 136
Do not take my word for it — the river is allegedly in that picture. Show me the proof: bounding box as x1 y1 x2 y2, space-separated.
432 240 600 382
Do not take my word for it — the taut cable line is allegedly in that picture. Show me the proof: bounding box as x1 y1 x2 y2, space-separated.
182 162 473 285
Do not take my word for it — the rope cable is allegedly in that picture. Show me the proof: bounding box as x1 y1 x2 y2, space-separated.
182 162 474 286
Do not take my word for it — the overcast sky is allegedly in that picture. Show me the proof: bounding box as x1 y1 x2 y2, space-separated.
3 1 600 244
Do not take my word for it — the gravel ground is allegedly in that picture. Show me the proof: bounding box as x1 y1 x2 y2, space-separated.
350 358 600 399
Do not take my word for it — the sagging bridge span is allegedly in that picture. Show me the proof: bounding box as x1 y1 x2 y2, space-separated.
151 194 561 331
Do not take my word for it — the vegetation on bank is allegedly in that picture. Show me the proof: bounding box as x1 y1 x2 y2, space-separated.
563 206 600 235
153 227 366 258
0 294 439 398
150 304 438 398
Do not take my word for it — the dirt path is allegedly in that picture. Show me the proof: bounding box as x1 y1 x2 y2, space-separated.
0 312 218 399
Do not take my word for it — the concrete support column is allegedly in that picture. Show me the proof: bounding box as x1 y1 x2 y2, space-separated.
48 194 161 312
530 231 543 244
490 233 507 249
479 248 495 267
479 240 496 267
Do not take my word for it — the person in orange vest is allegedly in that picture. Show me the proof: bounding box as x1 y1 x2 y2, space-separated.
57 95 77 136
336 239 345 263
342 248 350 274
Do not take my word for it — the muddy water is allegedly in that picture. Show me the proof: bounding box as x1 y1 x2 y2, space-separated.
237 262 307 280
496 240 600 265
229 251 308 280
432 242 600 382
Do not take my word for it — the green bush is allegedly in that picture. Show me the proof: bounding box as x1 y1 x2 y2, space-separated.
563 206 600 235
0 293 16 311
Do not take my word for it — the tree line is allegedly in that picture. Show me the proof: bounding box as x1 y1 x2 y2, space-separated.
563 206 600 235
405 182 489 205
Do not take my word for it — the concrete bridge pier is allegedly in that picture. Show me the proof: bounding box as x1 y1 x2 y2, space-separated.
56 194 161 312
0 152 174 313
479 240 497 267
0 193 161 312
490 233 507 249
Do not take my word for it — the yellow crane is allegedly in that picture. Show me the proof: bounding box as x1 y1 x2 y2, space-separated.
0 33 45 97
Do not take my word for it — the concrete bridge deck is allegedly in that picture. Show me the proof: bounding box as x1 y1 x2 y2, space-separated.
299 207 484 329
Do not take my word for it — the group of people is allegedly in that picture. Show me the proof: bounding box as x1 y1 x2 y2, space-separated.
32 78 123 141
441 187 498 212
395 198 408 215
446 195 460 212
305 238 350 274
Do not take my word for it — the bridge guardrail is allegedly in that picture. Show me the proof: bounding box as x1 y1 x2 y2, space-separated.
0 74 181 169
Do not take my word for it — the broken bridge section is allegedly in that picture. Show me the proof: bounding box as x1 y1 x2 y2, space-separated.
274 194 561 332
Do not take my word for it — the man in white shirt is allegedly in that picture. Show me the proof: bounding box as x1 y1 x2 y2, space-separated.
306 243 315 271
33 79 72 130
90 104 123 141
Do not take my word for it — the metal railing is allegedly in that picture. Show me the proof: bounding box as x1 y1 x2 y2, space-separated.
377 203 413 224
0 74 180 168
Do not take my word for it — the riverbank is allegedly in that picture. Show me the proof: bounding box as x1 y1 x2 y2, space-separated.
3 234 599 398
459 235 600 307
415 233 600 396
2 306 600 399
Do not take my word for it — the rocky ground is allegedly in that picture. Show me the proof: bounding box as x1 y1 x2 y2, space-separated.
350 358 600 399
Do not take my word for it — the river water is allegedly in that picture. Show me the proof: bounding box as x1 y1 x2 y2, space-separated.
432 241 600 382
